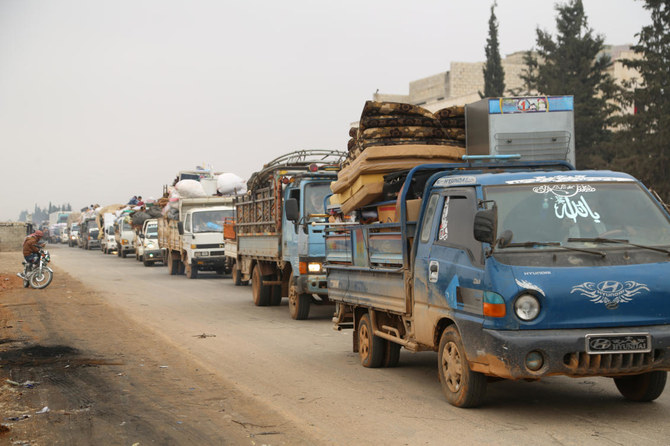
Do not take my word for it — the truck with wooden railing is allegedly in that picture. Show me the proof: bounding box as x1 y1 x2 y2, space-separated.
224 150 345 319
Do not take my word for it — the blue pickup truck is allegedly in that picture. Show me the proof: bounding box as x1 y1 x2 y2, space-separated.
326 159 670 407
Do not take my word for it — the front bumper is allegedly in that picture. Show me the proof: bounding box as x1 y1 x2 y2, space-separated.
143 249 164 261
460 320 670 379
296 274 328 296
192 255 226 267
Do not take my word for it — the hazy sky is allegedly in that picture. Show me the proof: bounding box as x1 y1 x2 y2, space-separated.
0 0 651 221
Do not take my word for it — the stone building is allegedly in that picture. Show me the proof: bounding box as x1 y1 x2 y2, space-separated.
373 46 639 113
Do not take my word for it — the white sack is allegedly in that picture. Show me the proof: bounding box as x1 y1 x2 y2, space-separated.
217 173 247 195
175 179 207 198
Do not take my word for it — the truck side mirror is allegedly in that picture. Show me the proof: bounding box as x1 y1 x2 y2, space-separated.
473 209 497 244
285 198 299 222
177 221 184 235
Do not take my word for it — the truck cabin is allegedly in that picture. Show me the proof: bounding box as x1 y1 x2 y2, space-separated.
185 209 234 234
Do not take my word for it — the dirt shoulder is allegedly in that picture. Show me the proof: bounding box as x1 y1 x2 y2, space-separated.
0 252 313 445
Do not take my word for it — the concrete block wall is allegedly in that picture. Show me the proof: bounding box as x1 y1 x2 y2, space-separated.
0 223 29 252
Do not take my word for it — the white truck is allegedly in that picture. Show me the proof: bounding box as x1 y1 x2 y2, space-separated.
100 213 118 254
135 218 163 266
158 197 234 278
114 215 135 258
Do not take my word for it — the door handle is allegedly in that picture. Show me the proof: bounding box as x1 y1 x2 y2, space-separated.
429 260 439 283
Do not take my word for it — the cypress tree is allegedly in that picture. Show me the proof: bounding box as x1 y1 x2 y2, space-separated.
522 0 619 163
482 2 505 97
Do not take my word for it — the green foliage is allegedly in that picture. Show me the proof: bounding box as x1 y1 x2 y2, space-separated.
481 2 505 98
521 0 620 163
610 0 670 201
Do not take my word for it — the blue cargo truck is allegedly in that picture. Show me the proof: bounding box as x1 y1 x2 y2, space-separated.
226 150 346 319
325 158 670 407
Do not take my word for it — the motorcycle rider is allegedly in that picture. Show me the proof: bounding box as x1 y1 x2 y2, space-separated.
20 230 44 278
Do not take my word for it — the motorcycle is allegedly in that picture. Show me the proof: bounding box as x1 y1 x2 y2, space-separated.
17 248 54 289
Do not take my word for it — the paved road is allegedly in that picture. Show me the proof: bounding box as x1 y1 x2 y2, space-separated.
52 245 670 445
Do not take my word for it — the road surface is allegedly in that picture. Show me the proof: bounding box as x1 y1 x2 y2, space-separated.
5 244 670 445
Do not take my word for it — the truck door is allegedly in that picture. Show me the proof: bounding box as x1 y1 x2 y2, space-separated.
413 188 485 343
282 187 300 266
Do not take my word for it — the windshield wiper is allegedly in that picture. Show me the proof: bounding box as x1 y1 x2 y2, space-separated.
506 241 606 257
567 237 670 255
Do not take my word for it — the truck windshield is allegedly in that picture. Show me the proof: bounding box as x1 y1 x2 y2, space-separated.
192 210 233 233
304 183 331 219
485 181 670 248
146 225 158 239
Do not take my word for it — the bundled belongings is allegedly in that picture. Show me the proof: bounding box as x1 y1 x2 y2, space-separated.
174 179 207 198
334 101 467 217
216 173 247 195
332 144 464 214
344 101 466 168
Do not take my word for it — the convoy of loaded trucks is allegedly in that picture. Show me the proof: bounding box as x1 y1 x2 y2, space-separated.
59 95 670 408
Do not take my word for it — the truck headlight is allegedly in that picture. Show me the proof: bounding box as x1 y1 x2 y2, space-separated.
194 251 209 257
514 294 540 321
308 262 322 273
147 242 155 249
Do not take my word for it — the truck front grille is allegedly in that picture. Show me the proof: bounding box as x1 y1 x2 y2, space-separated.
563 351 661 374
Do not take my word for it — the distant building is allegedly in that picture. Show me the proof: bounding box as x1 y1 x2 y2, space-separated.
373 46 639 112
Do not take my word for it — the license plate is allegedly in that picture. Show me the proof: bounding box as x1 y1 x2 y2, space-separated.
585 333 651 354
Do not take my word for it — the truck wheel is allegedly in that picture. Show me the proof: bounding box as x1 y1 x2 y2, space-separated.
168 253 178 275
383 341 401 368
288 276 310 320
117 247 122 257
232 266 242 286
178 259 185 275
121 249 127 258
438 326 487 408
614 371 667 402
186 261 198 279
358 313 384 368
270 285 282 306
143 260 153 267
251 265 271 306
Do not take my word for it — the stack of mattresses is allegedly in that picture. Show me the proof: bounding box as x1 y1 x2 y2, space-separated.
334 101 467 215
332 144 464 214
344 101 466 167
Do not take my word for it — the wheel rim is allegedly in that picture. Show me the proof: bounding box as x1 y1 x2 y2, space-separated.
359 323 370 361
441 341 463 393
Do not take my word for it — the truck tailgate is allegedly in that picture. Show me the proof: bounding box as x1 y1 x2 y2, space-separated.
327 266 405 314
237 235 280 259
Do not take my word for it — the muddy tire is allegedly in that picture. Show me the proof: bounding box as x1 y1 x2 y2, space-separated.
251 265 271 306
232 266 243 286
614 371 667 402
270 285 282 306
383 341 401 368
168 253 179 275
186 261 198 279
143 260 153 267
121 249 127 258
438 326 487 408
358 313 384 368
178 259 185 275
288 275 310 320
